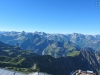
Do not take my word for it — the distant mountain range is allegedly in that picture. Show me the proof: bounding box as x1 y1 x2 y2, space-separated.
0 31 100 57
0 40 100 75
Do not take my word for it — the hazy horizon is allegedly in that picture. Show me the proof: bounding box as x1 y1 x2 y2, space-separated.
1 30 100 35
0 0 100 35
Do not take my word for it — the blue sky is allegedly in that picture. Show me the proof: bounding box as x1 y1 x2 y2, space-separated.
0 0 100 34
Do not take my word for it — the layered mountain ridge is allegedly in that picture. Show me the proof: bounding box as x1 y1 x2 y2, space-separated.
0 31 81 58
0 41 100 75
0 31 100 56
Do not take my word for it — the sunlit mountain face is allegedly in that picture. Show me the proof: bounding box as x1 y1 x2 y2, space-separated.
0 40 100 75
1 31 100 75
0 31 100 53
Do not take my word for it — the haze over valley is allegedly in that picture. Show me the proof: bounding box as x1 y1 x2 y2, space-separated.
0 31 100 75
0 0 100 75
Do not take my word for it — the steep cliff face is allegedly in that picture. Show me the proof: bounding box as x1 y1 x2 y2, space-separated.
0 50 100 75
79 48 100 71
11 48 99 75
0 40 100 75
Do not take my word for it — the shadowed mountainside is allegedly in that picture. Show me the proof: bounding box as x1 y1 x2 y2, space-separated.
0 32 80 58
0 41 100 75
0 31 100 53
